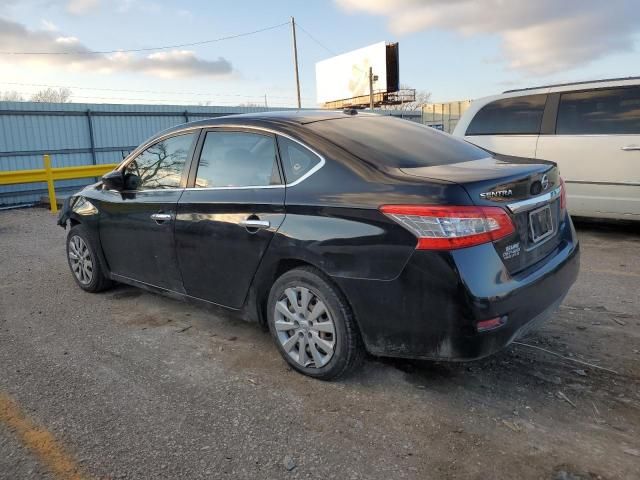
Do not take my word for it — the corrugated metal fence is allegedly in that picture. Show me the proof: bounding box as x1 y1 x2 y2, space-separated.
0 101 422 206
422 100 472 134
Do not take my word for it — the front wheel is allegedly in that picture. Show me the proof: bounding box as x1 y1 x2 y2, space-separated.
66 224 112 293
267 267 364 380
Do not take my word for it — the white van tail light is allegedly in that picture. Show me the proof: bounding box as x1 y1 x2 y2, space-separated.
380 205 515 250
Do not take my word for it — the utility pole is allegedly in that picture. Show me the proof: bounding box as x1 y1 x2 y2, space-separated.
369 67 374 110
264 93 268 108
290 16 301 109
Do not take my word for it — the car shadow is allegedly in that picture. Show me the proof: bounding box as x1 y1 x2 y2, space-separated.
573 217 640 236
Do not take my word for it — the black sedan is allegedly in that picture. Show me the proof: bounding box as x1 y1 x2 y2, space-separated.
58 110 579 380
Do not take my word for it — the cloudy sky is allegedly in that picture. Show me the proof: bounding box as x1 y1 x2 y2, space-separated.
0 0 638 106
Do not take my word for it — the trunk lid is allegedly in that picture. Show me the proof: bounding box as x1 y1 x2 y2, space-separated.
400 155 563 273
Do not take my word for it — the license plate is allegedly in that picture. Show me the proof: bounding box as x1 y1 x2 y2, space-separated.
529 205 554 243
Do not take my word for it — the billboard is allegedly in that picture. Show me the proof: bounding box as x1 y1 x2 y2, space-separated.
316 41 397 105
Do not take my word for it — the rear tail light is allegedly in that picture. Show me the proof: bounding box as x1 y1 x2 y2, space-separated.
559 176 567 211
477 316 507 332
380 205 515 250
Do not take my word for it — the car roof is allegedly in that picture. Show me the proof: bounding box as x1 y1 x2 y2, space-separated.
136 109 380 157
219 109 366 124
503 76 640 94
157 109 375 137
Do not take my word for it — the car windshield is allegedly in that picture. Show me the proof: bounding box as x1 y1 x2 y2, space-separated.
308 116 488 168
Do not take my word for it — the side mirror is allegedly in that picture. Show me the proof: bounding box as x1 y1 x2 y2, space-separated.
123 173 141 191
102 170 124 191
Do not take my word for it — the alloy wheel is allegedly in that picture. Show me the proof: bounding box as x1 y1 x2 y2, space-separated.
274 286 336 368
68 235 93 285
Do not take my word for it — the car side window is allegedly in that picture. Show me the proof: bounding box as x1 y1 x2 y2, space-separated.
194 131 281 188
556 87 640 135
277 136 321 184
124 133 196 190
466 94 547 135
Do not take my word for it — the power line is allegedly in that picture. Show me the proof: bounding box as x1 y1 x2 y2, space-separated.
295 22 337 56
0 81 314 101
295 22 367 77
0 22 290 55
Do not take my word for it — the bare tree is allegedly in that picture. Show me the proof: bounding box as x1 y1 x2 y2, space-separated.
1 90 24 101
398 84 431 111
30 87 73 103
126 140 188 189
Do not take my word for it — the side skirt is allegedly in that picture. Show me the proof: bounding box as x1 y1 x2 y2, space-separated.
109 273 256 322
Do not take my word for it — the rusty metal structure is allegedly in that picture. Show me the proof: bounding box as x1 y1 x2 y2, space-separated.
322 88 416 110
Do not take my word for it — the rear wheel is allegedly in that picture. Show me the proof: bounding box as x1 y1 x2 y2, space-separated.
267 267 364 380
66 224 112 293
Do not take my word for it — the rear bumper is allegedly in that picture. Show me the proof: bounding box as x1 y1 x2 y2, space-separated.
334 217 580 361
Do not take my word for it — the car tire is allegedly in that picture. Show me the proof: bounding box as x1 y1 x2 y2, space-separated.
267 267 364 380
66 224 113 293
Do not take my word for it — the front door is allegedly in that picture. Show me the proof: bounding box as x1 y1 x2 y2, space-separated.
99 132 199 292
175 129 285 308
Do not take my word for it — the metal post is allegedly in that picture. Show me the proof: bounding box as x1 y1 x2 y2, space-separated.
86 109 96 165
369 67 374 110
43 154 57 213
290 17 301 109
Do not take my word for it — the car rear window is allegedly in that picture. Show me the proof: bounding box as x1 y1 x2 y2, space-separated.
308 116 487 168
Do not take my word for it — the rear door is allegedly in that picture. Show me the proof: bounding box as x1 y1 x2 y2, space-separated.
535 85 640 219
464 93 548 158
99 132 198 292
174 129 285 308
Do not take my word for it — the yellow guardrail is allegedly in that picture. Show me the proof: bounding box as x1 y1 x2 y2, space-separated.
0 155 117 213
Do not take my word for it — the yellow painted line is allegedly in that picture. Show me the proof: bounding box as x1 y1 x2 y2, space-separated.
583 268 640 278
0 393 88 480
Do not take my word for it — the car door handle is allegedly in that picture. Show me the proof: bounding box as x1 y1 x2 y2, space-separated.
621 145 640 151
150 213 173 223
239 219 270 229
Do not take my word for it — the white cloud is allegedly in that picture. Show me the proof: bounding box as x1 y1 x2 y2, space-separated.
40 19 58 31
66 0 100 15
0 17 233 77
105 50 233 78
335 0 640 75
55 35 79 44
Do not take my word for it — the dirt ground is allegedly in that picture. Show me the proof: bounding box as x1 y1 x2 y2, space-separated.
1 207 639 480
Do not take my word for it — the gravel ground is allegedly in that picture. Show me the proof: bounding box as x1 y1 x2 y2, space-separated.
1 207 639 480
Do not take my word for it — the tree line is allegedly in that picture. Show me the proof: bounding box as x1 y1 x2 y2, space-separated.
1 87 72 103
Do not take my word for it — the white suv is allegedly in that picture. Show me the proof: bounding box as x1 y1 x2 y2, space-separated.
453 77 640 221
